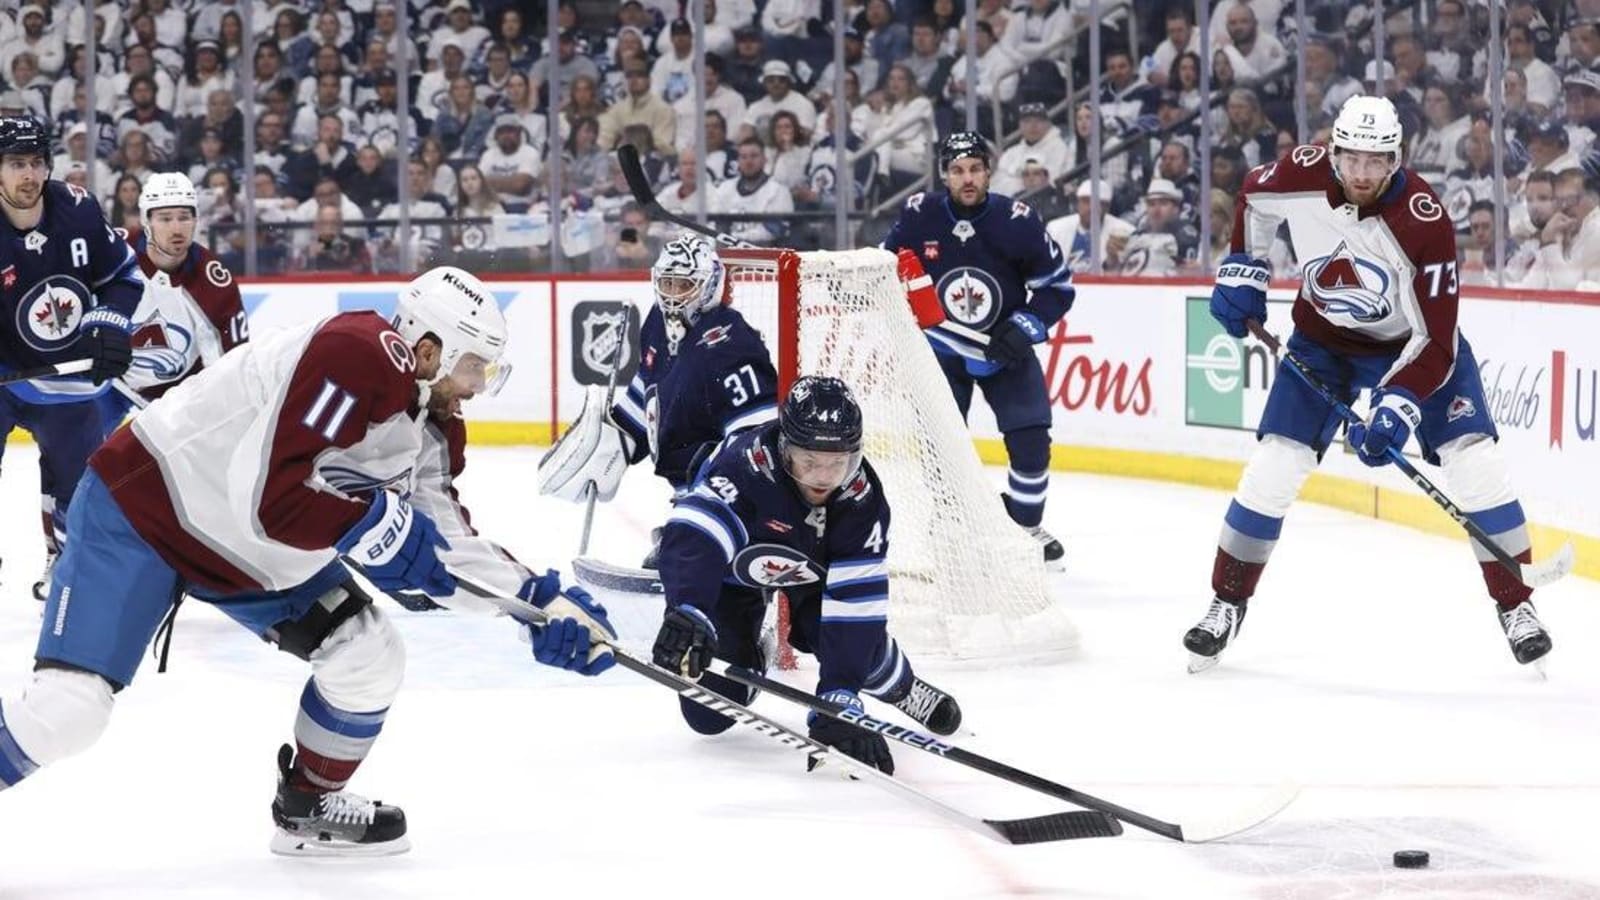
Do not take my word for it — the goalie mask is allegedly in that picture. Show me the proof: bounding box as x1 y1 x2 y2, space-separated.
651 236 726 350
779 375 863 505
392 266 511 398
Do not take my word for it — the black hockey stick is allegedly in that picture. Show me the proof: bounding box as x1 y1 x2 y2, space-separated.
720 665 1297 843
449 570 1121 845
614 145 996 348
0 359 94 386
1245 320 1574 589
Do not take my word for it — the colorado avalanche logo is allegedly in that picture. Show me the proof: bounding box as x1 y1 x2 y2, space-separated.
731 543 824 588
1301 242 1392 323
16 275 91 353
128 313 194 383
935 267 1003 330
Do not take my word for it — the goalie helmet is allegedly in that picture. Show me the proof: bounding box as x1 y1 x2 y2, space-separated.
138 172 198 229
393 266 511 395
650 236 726 327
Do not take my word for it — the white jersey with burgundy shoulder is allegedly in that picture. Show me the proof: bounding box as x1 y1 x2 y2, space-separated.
1232 144 1461 400
90 311 425 595
124 241 248 400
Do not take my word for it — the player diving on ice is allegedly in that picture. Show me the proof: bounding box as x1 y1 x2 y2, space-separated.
1188 95 1552 673
0 267 618 857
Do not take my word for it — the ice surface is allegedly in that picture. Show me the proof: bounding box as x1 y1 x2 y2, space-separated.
2 445 1597 899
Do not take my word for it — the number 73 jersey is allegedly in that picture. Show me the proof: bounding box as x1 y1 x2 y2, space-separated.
1233 145 1461 400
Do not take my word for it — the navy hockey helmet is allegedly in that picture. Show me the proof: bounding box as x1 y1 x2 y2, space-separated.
939 130 991 171
781 375 863 453
0 116 51 164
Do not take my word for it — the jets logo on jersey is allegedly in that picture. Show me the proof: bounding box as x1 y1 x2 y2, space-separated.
129 313 194 383
731 543 824 588
763 518 793 534
1302 242 1392 323
936 266 1003 330
16 275 91 352
698 325 732 348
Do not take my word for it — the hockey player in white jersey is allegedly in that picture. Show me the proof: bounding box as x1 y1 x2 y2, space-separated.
0 267 617 857
1189 95 1552 672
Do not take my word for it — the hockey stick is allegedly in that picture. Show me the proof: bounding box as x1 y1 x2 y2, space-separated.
0 359 94 386
614 145 995 348
448 570 1122 845
577 321 630 556
1245 320 1574 589
720 665 1297 843
570 556 663 594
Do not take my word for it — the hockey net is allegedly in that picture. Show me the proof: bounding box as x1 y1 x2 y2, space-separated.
720 247 1078 664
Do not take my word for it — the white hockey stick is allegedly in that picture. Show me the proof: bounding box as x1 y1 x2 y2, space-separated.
449 569 1122 845
571 556 663 594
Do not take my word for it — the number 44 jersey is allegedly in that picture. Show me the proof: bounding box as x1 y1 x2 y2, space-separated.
1233 145 1462 400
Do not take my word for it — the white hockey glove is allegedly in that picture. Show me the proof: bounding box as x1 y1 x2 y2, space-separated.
537 385 631 503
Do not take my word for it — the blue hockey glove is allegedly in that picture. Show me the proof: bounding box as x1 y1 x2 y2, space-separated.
336 491 455 596
1210 253 1270 339
984 310 1047 370
652 603 717 678
520 571 617 676
806 690 894 775
1347 387 1422 467
79 309 133 385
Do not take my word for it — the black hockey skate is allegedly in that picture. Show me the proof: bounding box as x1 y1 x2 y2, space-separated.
1497 601 1553 670
891 676 963 735
1184 597 1246 674
270 744 410 857
1026 525 1066 570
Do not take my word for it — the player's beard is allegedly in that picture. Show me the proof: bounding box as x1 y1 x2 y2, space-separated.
0 180 42 211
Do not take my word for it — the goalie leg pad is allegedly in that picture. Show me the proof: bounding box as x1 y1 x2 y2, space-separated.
1438 434 1533 607
537 386 631 502
0 667 115 787
290 606 404 792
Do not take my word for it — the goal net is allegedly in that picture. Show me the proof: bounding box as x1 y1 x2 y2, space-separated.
720 247 1079 663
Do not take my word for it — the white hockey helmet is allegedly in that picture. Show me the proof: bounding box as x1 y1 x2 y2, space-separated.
393 266 511 395
1331 95 1403 157
138 172 197 229
650 236 726 326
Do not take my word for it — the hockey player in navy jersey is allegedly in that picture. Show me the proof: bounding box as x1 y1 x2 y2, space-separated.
1187 95 1551 673
650 376 963 773
0 115 142 599
881 131 1076 567
538 235 780 569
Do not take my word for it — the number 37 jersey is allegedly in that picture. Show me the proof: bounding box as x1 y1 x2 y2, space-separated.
1232 145 1461 401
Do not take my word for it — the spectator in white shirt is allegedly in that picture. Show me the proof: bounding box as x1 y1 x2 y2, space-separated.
479 114 543 211
1002 0 1070 65
1145 7 1201 88
650 19 698 106
945 21 1020 106
673 54 747 154
711 136 795 243
1222 3 1285 82
993 103 1069 197
429 0 491 64
1 4 62 80
741 61 818 141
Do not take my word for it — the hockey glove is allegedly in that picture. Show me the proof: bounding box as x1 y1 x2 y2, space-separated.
652 603 717 678
79 310 133 385
806 690 894 775
1347 387 1422 468
336 491 456 596
984 311 1048 370
520 571 617 676
1210 253 1270 339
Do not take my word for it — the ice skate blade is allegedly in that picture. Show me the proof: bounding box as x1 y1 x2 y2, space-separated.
1187 652 1221 674
270 829 411 858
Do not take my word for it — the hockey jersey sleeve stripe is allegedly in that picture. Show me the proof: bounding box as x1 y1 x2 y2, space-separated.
615 390 647 429
829 556 888 583
680 489 749 542
926 326 988 362
827 580 889 603
722 402 778 436
91 242 141 290
820 598 890 622
665 506 741 562
1025 258 1072 290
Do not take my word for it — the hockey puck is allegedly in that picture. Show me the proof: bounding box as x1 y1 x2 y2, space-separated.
1393 850 1430 869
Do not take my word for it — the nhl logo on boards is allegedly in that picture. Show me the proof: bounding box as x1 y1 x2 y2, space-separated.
570 301 639 386
16 275 90 353
935 266 1003 330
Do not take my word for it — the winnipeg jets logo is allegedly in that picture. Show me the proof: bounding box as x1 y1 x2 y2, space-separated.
731 544 823 588
1301 242 1393 323
698 324 732 348
15 276 91 352
935 267 1002 329
129 313 195 383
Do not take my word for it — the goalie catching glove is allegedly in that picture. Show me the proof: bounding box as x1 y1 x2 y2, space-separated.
519 569 617 675
537 385 632 502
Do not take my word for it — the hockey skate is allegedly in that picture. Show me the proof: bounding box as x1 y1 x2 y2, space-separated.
32 551 54 603
891 676 963 735
1184 597 1246 674
270 744 410 857
1498 600 1553 672
1026 526 1065 570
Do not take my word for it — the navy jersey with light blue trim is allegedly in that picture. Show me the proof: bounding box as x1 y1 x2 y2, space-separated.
611 303 780 490
659 424 892 695
881 190 1074 376
0 180 144 403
